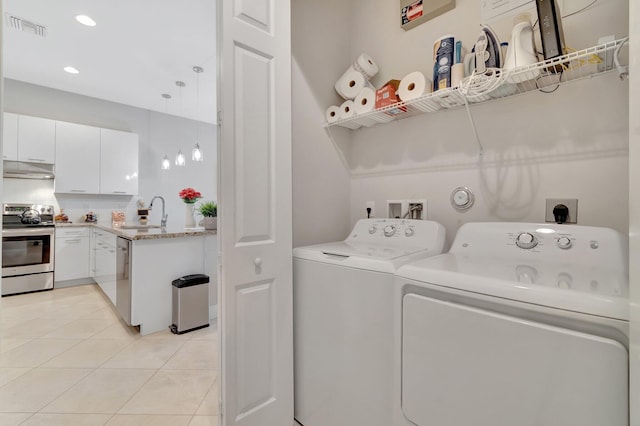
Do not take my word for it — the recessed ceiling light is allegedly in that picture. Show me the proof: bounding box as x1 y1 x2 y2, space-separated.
64 66 79 74
75 14 96 27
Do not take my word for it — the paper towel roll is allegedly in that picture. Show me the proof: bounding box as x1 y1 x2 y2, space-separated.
339 100 356 119
335 69 368 100
353 87 376 114
326 105 341 123
451 63 465 88
398 71 432 101
353 53 379 80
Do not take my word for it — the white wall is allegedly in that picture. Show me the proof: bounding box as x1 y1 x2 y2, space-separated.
628 3 638 424
350 73 629 247
291 0 354 247
341 0 629 246
3 79 217 228
292 0 628 248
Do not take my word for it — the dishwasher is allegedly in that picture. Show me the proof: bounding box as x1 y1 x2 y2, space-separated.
116 237 132 325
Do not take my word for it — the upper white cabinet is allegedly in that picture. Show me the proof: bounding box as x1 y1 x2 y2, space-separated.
55 121 101 194
2 112 18 161
100 128 139 195
53 122 138 195
17 115 56 164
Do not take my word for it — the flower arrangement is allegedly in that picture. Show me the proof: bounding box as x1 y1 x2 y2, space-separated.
179 187 202 204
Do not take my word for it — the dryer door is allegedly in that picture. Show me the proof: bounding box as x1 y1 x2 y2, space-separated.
401 293 628 426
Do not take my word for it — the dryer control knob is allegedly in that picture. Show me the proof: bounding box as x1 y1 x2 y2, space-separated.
384 225 396 237
368 225 377 234
516 232 538 249
557 236 572 249
405 227 415 237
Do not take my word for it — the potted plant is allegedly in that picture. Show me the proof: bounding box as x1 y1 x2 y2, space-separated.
197 200 218 230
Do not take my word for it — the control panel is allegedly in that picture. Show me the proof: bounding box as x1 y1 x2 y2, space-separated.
450 222 627 275
3 203 54 216
348 218 445 249
448 222 628 297
512 230 578 251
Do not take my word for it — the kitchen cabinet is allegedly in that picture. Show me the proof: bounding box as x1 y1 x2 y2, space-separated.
55 121 101 194
17 115 56 164
55 227 91 282
2 112 18 161
93 228 117 304
100 128 139 195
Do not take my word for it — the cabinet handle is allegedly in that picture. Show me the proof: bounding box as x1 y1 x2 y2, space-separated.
70 189 87 193
64 239 82 243
26 158 46 162
112 191 127 194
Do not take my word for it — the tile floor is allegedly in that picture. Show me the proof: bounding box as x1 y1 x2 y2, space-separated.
0 284 219 426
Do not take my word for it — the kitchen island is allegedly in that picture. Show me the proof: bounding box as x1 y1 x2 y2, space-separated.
56 223 217 335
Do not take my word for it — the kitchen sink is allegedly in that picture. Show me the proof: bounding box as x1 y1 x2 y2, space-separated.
120 224 162 230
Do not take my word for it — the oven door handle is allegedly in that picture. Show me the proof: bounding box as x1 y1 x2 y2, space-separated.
2 228 55 237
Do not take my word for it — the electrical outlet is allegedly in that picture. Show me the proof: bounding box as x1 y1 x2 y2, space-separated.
387 200 404 218
366 201 375 218
407 199 427 220
545 198 578 224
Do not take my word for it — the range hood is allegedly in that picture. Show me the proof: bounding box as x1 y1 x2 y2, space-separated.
3 161 55 180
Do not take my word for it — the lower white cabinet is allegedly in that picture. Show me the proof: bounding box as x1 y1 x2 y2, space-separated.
93 229 117 304
55 227 91 282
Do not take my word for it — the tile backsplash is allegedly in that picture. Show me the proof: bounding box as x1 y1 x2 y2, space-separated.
2 178 139 224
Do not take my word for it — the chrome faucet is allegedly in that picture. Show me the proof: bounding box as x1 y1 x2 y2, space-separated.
149 196 167 228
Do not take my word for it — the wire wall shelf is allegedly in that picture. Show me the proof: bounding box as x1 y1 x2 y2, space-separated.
325 38 628 130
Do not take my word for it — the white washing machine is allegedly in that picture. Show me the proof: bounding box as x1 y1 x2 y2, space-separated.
394 222 629 426
293 218 446 426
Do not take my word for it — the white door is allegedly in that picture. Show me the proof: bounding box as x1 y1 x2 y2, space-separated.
218 1 293 425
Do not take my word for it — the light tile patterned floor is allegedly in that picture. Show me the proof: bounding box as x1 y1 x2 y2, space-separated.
0 285 218 426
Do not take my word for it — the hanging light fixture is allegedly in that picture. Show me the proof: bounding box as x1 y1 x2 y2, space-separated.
174 81 187 166
175 149 186 166
161 93 172 170
161 155 171 170
192 66 204 162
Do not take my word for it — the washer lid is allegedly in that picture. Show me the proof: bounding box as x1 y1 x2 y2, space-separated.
294 242 437 273
396 253 629 321
319 241 430 260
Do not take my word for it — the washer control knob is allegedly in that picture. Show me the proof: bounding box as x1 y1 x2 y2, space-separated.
405 227 415 237
384 225 396 237
368 225 377 234
515 232 538 249
557 236 572 249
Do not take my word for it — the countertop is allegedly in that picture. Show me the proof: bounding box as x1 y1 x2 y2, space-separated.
55 222 217 241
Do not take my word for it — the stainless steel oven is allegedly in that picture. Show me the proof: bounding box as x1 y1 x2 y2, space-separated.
2 204 55 296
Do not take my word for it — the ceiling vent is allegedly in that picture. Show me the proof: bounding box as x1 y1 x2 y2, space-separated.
5 14 47 37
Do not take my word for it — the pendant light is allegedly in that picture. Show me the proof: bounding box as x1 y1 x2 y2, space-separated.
161 93 172 170
192 66 204 162
175 81 186 166
161 155 171 170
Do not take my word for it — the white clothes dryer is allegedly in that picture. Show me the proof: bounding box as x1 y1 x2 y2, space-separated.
293 218 446 426
394 222 629 426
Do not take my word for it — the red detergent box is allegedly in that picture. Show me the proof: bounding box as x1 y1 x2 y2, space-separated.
375 80 408 116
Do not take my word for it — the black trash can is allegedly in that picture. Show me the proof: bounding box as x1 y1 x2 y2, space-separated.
170 274 210 334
